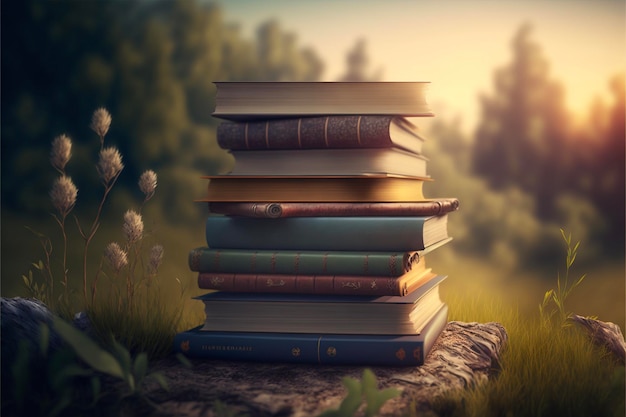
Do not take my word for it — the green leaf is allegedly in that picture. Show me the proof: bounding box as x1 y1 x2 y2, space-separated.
338 376 364 416
52 316 125 379
111 339 133 379
365 387 401 417
175 352 193 368
133 352 149 382
361 369 400 417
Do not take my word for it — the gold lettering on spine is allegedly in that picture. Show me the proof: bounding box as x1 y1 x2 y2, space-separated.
265 121 270 148
265 279 286 287
271 252 277 273
341 281 362 290
389 254 398 275
324 116 330 147
210 276 225 287
251 251 257 272
356 116 362 145
294 252 300 273
244 123 249 149
213 250 221 271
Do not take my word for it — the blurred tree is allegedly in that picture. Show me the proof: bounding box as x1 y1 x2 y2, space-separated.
471 23 622 256
339 38 383 81
584 74 625 254
1 0 325 226
472 23 574 217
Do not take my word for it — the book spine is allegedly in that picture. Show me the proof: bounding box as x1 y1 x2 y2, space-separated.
205 216 436 251
208 200 460 218
173 304 448 366
197 272 409 296
217 116 395 150
188 247 419 277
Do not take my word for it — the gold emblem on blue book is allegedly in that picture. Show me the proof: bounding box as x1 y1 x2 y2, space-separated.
413 347 422 360
326 346 337 357
291 347 301 357
181 340 190 353
395 348 406 360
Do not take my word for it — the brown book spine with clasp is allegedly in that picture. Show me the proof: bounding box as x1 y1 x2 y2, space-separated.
208 199 459 218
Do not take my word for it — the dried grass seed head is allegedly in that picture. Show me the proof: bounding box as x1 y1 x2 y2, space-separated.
50 134 72 172
104 242 128 273
97 147 124 184
139 170 157 198
148 244 164 274
90 107 112 138
122 209 144 243
50 175 78 218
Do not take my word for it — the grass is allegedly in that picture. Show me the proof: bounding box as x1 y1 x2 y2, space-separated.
426 253 626 417
431 292 625 417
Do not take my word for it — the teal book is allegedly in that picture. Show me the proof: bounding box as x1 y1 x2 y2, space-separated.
204 215 449 252
173 304 448 366
194 275 446 335
188 239 452 277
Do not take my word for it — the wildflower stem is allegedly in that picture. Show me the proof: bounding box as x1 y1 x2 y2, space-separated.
76 177 119 308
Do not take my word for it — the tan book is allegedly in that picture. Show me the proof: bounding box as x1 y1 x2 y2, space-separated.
212 81 433 121
198 175 430 202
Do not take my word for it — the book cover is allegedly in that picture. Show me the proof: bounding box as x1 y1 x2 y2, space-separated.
207 199 460 218
216 115 426 155
199 175 429 203
212 81 433 121
227 148 428 177
173 304 449 366
205 215 449 251
196 269 436 297
195 275 446 335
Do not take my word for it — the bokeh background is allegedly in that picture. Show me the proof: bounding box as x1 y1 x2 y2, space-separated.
2 0 624 330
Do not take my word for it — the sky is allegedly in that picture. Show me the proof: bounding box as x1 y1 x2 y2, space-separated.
217 0 625 134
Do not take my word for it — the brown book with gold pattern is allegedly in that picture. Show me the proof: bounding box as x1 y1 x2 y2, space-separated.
217 115 426 154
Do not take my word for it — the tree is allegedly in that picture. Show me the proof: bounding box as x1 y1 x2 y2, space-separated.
338 38 383 81
471 24 574 218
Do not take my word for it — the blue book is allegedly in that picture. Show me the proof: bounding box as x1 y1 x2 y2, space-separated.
194 275 446 335
205 215 449 251
173 304 448 366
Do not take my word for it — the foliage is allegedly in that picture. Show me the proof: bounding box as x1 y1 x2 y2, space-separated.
470 23 625 256
318 369 400 417
52 316 169 399
433 237 624 417
3 315 171 417
539 228 589 326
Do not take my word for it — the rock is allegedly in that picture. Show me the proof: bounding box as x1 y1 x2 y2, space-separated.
569 314 626 364
142 321 508 417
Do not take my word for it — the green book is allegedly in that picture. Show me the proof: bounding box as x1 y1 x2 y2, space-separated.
189 238 451 277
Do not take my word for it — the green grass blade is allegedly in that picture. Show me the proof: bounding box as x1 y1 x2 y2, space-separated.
52 316 124 379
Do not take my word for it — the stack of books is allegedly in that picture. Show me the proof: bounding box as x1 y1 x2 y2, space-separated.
174 82 460 366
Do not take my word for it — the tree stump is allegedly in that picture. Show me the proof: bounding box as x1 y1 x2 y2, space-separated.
144 321 508 417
